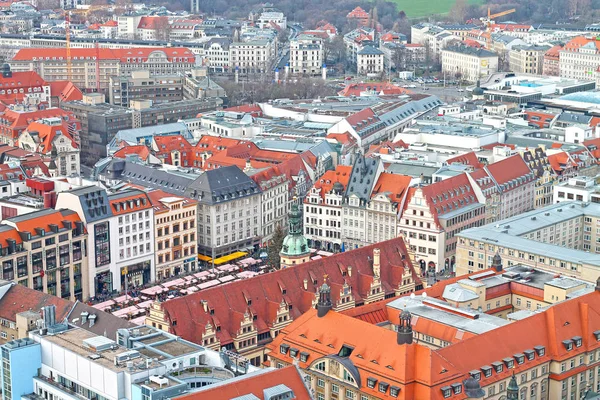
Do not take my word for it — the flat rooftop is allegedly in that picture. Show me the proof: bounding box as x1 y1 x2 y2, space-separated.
388 296 510 335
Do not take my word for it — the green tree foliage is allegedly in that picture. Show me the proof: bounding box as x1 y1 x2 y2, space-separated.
267 224 286 268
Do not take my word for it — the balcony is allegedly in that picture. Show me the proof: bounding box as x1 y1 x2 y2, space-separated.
34 376 83 400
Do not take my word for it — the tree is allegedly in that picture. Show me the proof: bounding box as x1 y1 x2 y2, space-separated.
267 224 285 268
323 35 346 64
449 0 469 23
277 28 289 48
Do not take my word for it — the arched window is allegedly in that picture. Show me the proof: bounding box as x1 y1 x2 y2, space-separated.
520 386 528 400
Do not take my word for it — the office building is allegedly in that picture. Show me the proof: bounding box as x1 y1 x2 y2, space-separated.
108 71 184 107
289 34 323 76
442 45 499 82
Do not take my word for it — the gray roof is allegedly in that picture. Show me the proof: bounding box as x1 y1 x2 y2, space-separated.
344 155 380 202
112 122 192 146
444 45 497 58
99 159 198 196
388 296 509 335
59 186 112 223
185 165 260 205
385 163 438 178
557 112 592 125
67 301 136 340
357 45 384 56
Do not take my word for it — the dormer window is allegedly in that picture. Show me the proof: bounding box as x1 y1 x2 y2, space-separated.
534 345 545 356
563 340 573 351
279 344 290 355
451 383 462 395
469 370 481 381
492 361 503 373
300 352 309 363
594 331 600 342
378 382 389 393
514 354 525 365
573 336 582 348
367 377 377 389
482 366 492 378
524 350 535 361
441 387 451 398
503 358 514 369
289 348 299 358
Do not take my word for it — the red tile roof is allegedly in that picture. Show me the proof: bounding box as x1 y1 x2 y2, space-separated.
446 151 483 169
177 366 311 400
306 165 352 201
13 47 194 62
153 135 193 165
23 119 79 154
49 81 83 102
113 145 151 161
108 191 152 216
8 209 82 235
137 16 168 30
485 154 533 188
145 189 197 214
222 104 263 117
338 82 410 97
347 6 369 19
159 237 419 346
0 282 73 323
420 173 481 226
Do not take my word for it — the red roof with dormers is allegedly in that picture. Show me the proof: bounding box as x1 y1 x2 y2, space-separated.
489 23 531 32
154 135 193 166
347 6 369 19
8 209 83 235
22 119 79 154
0 107 77 141
113 144 151 161
137 16 168 30
485 154 533 189
222 104 263 117
339 82 410 97
108 190 152 216
49 81 83 103
306 165 352 201
159 236 419 347
564 36 600 52
13 47 195 63
445 152 483 169
417 173 481 226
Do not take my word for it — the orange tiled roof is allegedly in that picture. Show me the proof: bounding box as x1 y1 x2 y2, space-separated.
307 165 352 201
145 188 197 214
446 151 483 169
10 209 82 235
113 145 151 161
23 119 79 154
177 366 312 400
108 191 152 216
13 47 194 62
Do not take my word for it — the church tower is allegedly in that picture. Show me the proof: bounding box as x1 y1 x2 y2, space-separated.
279 203 310 268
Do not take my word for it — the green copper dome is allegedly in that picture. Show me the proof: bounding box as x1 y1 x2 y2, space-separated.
280 203 309 257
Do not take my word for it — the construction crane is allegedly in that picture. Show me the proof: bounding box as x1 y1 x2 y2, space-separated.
65 11 72 82
481 7 516 28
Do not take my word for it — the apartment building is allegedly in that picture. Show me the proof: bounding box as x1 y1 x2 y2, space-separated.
522 147 556 209
289 34 323 76
0 105 77 146
108 70 184 107
0 208 87 300
400 173 486 274
356 45 385 75
17 117 81 176
250 167 289 244
342 156 384 250
229 40 275 73
55 187 155 299
343 28 376 66
560 36 600 80
508 45 549 75
146 189 198 281
442 45 499 82
554 175 600 204
543 44 562 76
304 165 352 252
184 166 262 259
9 48 195 92
456 201 600 281
468 154 536 223
199 38 231 73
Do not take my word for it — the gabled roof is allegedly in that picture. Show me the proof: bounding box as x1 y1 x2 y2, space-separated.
113 144 151 161
5 208 82 235
160 237 418 346
371 172 411 206
307 165 352 201
485 154 533 190
420 173 481 225
0 282 73 324
49 80 83 103
446 152 483 169
23 119 79 154
137 16 168 30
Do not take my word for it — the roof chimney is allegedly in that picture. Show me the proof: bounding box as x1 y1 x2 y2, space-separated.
373 248 381 277
397 307 413 345
492 253 503 272
316 276 332 318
